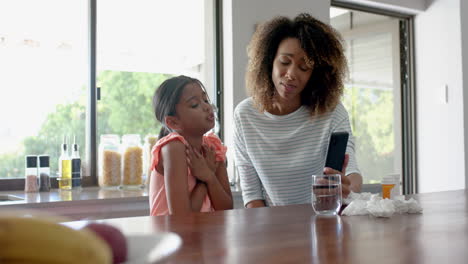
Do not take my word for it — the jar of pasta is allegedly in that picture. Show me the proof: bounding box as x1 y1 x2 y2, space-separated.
121 134 143 189
98 134 121 188
143 134 158 187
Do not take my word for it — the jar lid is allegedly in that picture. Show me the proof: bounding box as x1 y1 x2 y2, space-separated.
144 135 158 145
144 134 158 141
100 134 120 144
25 155 38 168
122 134 141 144
101 134 119 139
39 155 50 167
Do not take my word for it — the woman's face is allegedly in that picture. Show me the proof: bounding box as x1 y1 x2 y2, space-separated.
271 38 313 104
173 83 215 135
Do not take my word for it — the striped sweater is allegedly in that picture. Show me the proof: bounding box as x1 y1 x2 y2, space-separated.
233 97 360 207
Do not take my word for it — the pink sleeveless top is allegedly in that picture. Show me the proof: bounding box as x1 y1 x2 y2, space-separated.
149 132 227 216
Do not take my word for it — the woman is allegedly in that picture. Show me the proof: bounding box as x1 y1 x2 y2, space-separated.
233 13 362 208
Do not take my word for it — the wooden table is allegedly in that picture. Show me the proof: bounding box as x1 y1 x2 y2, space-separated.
97 190 468 263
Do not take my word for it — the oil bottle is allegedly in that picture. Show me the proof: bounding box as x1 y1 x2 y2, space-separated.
59 135 72 190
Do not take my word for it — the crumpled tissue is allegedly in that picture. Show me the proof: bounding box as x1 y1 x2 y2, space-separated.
342 192 423 218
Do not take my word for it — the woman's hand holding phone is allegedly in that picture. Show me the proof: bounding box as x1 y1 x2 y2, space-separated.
324 154 350 198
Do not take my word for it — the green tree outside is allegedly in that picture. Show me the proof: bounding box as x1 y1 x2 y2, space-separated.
97 71 171 136
343 86 395 183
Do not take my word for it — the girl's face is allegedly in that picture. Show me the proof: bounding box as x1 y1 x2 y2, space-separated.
173 82 215 135
271 38 313 104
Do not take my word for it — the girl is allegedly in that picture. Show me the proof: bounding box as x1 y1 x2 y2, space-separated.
149 75 233 216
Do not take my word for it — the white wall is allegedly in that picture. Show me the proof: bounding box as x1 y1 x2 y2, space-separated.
414 0 465 192
461 0 468 190
222 0 330 181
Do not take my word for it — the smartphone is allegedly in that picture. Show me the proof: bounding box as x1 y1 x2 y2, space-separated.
325 132 349 172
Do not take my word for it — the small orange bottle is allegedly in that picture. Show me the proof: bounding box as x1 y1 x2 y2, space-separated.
382 184 395 199
381 174 399 199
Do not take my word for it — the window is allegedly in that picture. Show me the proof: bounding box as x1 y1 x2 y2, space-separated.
330 7 415 187
96 0 216 138
0 0 87 179
95 0 216 182
0 0 218 189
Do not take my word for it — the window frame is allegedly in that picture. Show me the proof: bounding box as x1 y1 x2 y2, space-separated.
0 0 222 191
332 1 417 195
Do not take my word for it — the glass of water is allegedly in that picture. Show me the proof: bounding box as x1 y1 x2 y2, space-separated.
312 174 342 215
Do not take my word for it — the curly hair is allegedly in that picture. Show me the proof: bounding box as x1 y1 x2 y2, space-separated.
246 13 347 116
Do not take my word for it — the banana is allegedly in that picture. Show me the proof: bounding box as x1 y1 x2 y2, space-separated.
0 216 112 264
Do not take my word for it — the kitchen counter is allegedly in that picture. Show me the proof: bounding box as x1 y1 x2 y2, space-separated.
0 187 149 220
73 190 468 264
0 185 243 220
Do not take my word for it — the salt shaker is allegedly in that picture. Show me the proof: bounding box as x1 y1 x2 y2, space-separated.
25 155 39 192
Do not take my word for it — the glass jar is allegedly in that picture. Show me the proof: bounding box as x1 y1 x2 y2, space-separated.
143 134 158 186
98 134 121 188
121 134 143 189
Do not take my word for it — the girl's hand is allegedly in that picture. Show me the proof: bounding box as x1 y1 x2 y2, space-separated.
202 144 217 173
323 154 350 198
186 145 215 183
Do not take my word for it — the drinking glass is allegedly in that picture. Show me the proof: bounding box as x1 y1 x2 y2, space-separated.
312 174 342 215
